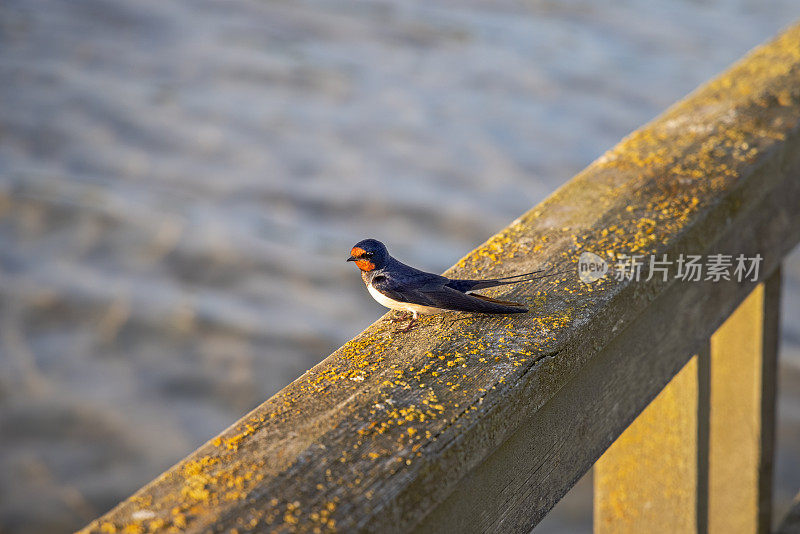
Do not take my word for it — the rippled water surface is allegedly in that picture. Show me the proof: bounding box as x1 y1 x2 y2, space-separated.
2 1 800 531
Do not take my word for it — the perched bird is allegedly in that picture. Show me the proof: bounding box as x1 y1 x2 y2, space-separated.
347 238 550 328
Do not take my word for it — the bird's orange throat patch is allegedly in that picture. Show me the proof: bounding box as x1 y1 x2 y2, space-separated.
350 247 374 270
355 259 376 271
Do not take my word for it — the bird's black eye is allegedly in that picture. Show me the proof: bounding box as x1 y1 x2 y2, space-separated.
364 252 373 257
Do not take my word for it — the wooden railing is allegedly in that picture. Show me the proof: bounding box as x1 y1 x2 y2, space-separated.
81 22 800 534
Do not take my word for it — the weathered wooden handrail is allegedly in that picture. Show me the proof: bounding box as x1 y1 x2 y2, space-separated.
82 23 800 533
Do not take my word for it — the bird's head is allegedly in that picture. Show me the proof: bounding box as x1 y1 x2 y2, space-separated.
347 239 389 272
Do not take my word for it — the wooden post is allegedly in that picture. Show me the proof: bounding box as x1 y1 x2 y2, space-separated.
594 269 780 533
594 352 705 533
708 268 780 534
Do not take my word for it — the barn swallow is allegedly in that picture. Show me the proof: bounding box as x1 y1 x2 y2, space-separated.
347 239 549 328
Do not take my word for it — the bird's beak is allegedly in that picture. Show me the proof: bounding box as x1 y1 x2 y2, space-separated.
347 255 357 262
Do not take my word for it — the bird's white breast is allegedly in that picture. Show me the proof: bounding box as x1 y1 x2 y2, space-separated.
367 283 444 316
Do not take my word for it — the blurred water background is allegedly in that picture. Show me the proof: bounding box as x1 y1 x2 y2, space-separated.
2 1 800 532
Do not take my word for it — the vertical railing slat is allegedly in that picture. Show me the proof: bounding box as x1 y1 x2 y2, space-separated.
708 269 780 534
594 354 702 532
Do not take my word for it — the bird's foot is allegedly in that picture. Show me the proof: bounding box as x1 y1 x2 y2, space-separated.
388 312 418 332
388 312 412 323
398 316 417 332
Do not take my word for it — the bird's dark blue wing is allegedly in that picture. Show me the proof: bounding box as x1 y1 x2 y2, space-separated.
371 271 527 314
369 271 445 307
